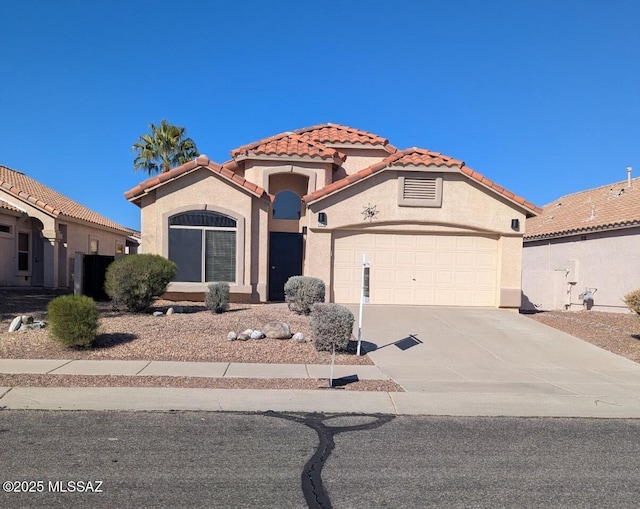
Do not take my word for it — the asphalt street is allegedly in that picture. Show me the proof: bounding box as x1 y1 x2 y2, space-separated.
1 410 640 508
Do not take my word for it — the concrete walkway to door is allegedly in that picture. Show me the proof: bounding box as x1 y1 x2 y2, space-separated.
345 304 640 417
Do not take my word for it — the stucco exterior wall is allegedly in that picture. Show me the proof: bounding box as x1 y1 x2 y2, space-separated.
305 170 527 307
139 167 265 300
0 192 128 289
332 148 390 177
243 161 330 192
522 227 640 313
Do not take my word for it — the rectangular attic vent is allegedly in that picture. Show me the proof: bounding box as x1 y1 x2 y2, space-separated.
403 177 438 200
398 174 443 207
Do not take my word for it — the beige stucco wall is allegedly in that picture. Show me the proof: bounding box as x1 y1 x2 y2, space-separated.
243 160 331 192
0 190 128 289
332 147 391 177
522 227 640 313
138 167 268 300
305 170 527 307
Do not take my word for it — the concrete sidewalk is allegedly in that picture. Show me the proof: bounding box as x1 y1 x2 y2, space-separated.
0 358 388 380
3 306 640 417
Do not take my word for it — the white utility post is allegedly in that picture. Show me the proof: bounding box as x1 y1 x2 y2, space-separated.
356 254 370 356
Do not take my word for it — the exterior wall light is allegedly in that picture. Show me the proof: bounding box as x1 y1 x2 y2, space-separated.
318 212 327 227
511 218 520 231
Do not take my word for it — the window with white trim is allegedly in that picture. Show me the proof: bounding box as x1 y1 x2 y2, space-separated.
168 211 237 283
0 224 11 235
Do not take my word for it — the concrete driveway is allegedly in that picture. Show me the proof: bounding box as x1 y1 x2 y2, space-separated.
346 305 640 417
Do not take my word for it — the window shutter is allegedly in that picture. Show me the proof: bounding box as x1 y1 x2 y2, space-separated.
403 177 438 201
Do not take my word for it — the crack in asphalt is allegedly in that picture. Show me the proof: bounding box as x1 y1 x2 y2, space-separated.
266 411 395 509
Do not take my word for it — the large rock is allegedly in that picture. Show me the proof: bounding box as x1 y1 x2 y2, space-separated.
9 316 22 332
263 322 292 339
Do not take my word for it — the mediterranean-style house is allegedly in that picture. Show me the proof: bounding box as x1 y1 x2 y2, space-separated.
0 164 137 289
522 171 640 313
125 123 540 307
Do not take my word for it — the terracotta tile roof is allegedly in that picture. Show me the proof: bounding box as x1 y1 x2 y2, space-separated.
0 164 133 233
303 147 541 216
0 199 25 214
294 123 398 154
524 177 640 240
231 132 345 165
125 156 271 203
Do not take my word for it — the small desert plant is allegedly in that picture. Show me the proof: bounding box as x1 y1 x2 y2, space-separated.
284 276 325 315
104 254 177 312
309 302 354 352
623 289 640 314
47 295 99 348
205 282 230 314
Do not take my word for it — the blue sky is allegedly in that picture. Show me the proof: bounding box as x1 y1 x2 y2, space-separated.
2 1 639 231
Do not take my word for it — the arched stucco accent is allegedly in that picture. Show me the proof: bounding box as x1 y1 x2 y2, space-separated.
262 166 317 195
161 203 246 286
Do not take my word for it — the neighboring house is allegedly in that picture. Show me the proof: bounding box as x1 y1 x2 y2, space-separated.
0 164 137 289
522 172 640 313
125 123 540 307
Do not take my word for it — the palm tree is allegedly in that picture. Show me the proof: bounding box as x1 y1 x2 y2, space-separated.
132 119 199 175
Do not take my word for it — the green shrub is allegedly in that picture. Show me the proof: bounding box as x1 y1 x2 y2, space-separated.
624 289 640 314
284 276 325 315
310 303 354 352
205 282 230 314
104 254 177 312
47 295 99 348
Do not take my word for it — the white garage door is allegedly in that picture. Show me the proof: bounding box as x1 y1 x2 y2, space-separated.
333 232 497 306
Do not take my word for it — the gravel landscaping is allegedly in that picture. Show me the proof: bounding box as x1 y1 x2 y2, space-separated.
3 289 640 391
0 289 397 391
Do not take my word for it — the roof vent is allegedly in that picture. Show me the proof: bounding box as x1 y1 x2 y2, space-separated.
627 166 632 188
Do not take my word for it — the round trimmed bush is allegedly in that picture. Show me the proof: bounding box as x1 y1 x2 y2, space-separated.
284 276 325 315
624 289 640 314
205 282 230 314
47 295 99 348
105 254 177 312
310 302 354 352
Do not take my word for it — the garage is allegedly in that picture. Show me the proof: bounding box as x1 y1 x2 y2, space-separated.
332 231 498 306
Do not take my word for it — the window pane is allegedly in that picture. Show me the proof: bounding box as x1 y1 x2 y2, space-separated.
205 230 236 282
169 229 202 282
18 232 29 251
18 252 29 271
273 191 301 220
169 211 236 228
0 224 11 234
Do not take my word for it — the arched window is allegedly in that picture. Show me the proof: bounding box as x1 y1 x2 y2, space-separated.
273 190 301 220
168 210 236 283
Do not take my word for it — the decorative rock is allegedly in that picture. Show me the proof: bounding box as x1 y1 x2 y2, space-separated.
9 316 22 332
292 332 305 343
250 330 265 340
166 307 175 316
153 311 164 317
236 333 250 341
227 331 237 341
22 315 34 325
242 329 254 336
263 322 292 339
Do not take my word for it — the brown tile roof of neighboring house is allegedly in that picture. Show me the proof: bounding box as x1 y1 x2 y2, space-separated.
0 199 25 214
125 156 271 203
294 123 398 153
0 164 133 233
231 132 346 165
524 177 640 240
303 147 541 215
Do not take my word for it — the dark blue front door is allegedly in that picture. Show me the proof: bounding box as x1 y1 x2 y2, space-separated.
268 232 303 301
